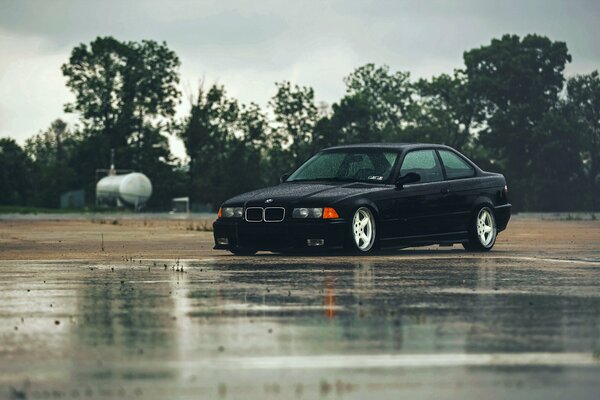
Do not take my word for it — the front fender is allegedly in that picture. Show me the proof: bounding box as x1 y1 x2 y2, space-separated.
334 197 381 220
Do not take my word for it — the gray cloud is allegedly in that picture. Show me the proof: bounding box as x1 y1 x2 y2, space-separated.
1 0 599 157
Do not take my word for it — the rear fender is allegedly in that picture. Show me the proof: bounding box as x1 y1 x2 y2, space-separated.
470 196 495 217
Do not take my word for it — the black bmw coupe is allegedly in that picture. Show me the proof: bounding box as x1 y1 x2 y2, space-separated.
213 143 511 255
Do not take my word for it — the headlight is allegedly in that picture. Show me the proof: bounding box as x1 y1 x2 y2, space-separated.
220 207 244 218
292 207 323 218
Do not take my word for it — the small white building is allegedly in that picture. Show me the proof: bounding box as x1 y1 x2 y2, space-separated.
171 197 190 213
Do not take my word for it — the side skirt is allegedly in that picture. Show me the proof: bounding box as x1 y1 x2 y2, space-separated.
379 231 469 249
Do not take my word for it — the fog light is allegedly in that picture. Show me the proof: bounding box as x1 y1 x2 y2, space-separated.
307 239 324 247
217 237 229 245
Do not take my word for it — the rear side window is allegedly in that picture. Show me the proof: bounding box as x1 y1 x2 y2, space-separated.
399 150 444 183
438 150 475 179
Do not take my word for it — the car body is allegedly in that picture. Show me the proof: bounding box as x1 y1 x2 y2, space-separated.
213 143 511 254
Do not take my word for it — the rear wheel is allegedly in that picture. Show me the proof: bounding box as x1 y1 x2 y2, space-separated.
347 207 377 253
229 248 257 256
463 206 497 252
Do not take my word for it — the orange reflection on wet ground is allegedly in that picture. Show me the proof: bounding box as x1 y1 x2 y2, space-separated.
323 286 334 319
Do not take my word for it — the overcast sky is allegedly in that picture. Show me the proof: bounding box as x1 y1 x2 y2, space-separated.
1 0 599 158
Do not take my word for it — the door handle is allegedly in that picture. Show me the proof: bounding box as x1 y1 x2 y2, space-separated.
440 188 450 194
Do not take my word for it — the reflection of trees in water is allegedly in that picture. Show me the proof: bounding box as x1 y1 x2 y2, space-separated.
60 258 600 381
74 274 178 356
190 261 499 353
193 261 410 352
183 260 600 356
464 259 599 354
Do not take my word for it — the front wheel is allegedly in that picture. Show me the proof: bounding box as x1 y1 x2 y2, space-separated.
347 207 377 253
463 206 497 252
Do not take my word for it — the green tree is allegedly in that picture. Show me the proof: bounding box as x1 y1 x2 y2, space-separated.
179 84 274 209
237 103 272 186
179 85 241 207
320 64 416 145
26 119 73 164
464 34 572 210
269 81 318 170
0 138 34 205
527 107 585 211
25 119 78 207
410 71 479 151
62 36 180 170
61 36 182 209
566 71 600 210
133 123 185 209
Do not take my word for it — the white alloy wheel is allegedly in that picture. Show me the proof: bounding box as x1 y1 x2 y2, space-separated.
476 207 496 247
352 207 376 252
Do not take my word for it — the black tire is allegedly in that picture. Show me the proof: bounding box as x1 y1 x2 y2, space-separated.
229 248 257 256
345 206 378 253
462 206 497 252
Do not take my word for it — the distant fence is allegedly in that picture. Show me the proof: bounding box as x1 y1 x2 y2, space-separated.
0 212 218 221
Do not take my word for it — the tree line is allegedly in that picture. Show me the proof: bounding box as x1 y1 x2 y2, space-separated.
1 34 599 212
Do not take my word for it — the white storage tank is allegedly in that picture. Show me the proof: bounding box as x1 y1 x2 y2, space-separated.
96 172 152 209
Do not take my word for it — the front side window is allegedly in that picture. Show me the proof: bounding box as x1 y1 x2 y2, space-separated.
399 149 444 183
287 150 399 183
438 150 475 179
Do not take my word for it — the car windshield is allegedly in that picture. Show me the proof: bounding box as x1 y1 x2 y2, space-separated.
287 150 399 183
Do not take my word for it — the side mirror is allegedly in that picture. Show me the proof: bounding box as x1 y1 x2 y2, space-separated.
280 173 291 183
395 172 420 189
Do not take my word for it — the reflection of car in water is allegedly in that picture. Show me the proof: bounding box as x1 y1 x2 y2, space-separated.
213 143 511 255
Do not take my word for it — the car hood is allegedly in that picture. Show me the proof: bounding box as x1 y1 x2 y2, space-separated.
223 182 388 207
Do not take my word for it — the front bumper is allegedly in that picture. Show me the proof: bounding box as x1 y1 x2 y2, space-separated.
213 218 347 251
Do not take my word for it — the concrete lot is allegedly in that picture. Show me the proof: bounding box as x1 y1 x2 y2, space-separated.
0 217 599 399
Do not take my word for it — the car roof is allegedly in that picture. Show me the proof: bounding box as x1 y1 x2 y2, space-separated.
322 143 452 152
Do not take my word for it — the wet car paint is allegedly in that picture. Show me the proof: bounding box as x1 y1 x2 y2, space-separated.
214 144 511 253
1 256 599 399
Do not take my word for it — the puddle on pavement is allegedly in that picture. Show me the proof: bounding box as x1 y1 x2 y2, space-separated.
1 258 599 399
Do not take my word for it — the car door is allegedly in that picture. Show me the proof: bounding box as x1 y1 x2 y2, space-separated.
393 149 450 238
437 149 477 233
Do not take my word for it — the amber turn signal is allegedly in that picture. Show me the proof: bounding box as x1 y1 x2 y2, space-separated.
323 207 339 219
217 207 222 218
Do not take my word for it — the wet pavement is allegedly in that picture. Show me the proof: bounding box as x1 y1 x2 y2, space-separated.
1 255 600 399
